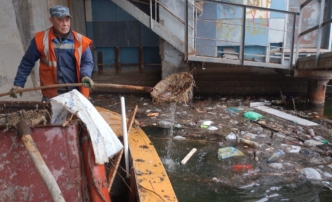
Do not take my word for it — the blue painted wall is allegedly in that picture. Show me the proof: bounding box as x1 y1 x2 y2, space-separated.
198 0 287 59
89 0 160 67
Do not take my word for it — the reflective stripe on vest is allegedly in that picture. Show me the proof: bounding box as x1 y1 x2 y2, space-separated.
41 28 57 67
76 33 83 63
41 30 83 67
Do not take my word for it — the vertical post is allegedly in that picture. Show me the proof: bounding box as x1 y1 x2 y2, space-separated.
296 7 303 65
185 0 188 61
97 51 103 75
195 6 197 50
150 0 153 28
120 97 130 178
265 46 270 63
139 47 144 73
240 6 246 65
290 13 296 69
155 0 157 22
281 0 289 65
315 0 325 67
116 47 121 73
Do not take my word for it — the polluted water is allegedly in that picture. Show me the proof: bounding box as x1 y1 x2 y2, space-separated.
90 94 332 201
142 97 332 202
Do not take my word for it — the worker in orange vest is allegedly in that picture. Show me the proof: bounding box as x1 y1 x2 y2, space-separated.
10 5 94 101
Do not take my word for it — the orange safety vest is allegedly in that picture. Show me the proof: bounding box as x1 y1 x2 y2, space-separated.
35 27 92 98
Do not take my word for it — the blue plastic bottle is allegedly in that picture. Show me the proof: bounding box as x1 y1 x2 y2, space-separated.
267 150 285 163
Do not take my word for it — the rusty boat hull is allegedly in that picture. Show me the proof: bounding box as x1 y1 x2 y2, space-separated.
0 101 177 202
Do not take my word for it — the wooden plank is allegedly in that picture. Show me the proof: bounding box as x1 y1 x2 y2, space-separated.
254 106 318 126
96 107 178 202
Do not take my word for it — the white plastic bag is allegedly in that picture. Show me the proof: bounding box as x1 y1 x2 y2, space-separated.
51 90 123 164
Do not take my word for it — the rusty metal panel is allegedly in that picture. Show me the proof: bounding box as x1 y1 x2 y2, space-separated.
318 52 332 69
0 121 86 202
297 52 332 70
296 55 317 69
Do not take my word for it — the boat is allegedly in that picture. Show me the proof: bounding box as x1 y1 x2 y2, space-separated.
0 100 178 202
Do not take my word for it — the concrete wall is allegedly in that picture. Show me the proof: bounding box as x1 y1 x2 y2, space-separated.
0 0 86 101
159 0 194 78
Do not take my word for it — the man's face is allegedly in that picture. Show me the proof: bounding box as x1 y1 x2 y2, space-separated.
50 16 71 37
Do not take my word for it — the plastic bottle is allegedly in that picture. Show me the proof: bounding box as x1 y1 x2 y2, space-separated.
238 138 261 148
267 150 285 163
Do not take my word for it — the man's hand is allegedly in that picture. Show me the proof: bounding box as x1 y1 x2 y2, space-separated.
9 86 23 98
81 76 94 88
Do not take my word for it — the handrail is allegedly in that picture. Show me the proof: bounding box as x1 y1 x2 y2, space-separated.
295 0 331 68
188 1 203 14
199 0 299 15
186 0 298 69
154 0 195 31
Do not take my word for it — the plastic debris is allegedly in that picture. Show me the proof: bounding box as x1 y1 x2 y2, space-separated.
200 124 208 129
281 144 301 153
174 135 186 140
158 120 173 128
232 164 254 173
226 132 237 140
249 101 271 107
322 181 332 191
147 112 159 117
208 126 218 131
267 150 285 163
300 168 322 180
218 146 244 160
268 163 284 169
308 128 315 137
238 138 261 148
304 140 323 147
228 108 244 113
243 111 264 121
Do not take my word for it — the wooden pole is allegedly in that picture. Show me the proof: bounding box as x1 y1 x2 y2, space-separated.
16 121 65 202
0 83 153 97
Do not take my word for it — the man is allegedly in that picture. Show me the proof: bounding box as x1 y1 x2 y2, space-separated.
10 5 94 101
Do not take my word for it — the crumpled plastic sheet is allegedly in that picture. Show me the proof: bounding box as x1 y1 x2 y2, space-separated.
50 90 123 164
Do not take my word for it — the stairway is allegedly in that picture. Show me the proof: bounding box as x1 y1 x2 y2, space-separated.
111 0 188 54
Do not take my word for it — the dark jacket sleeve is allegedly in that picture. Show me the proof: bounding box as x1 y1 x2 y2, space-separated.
14 38 41 87
80 46 94 79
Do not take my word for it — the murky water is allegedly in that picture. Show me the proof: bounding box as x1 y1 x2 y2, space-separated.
144 126 332 202
142 97 332 202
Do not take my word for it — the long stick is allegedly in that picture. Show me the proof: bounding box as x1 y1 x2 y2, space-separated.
16 121 65 202
0 83 153 97
120 97 130 178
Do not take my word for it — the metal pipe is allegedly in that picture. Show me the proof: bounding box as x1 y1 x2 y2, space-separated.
316 0 325 67
150 0 153 28
96 63 161 66
241 6 246 64
296 8 302 64
199 0 299 15
290 13 296 69
300 18 332 37
300 0 314 9
185 0 188 61
120 97 130 178
188 1 202 14
155 0 195 30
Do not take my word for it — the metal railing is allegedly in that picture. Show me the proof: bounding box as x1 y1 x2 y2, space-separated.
185 0 299 69
296 0 332 67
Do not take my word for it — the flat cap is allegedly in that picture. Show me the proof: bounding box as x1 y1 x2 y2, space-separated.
49 5 71 18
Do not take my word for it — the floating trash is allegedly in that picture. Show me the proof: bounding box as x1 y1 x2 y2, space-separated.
218 146 244 160
243 111 264 121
